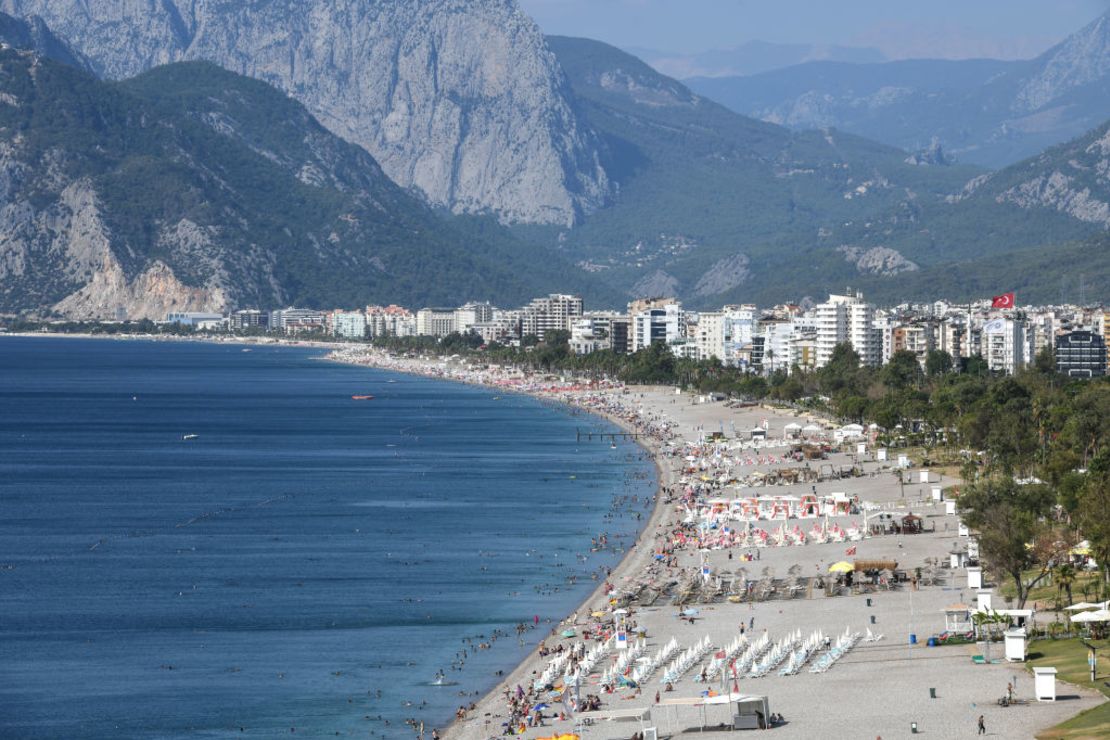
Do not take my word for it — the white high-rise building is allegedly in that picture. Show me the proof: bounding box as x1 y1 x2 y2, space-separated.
520 294 583 341
631 301 686 352
813 292 878 367
695 311 724 362
416 308 456 337
722 305 757 367
981 317 1026 374
758 318 793 374
329 311 367 339
454 302 495 333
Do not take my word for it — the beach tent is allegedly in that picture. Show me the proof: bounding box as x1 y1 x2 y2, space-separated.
573 707 652 735
659 693 770 732
1071 609 1110 623
828 561 854 574
1064 602 1100 611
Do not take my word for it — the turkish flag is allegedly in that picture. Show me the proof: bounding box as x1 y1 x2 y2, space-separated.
991 292 1015 309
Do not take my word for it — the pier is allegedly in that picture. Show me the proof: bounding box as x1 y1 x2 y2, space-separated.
576 428 644 443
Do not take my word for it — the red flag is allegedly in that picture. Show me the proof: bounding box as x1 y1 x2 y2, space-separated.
991 292 1015 309
845 545 857 556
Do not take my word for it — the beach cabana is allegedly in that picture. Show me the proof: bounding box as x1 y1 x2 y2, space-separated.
901 514 923 534
944 604 972 633
659 693 770 732
574 707 653 735
783 422 802 439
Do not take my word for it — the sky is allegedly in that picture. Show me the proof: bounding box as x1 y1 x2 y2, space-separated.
518 0 1110 60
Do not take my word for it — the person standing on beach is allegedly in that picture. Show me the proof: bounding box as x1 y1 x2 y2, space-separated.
978 714 985 734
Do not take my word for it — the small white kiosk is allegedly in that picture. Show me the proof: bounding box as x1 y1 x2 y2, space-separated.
931 486 943 501
958 520 970 537
876 448 888 461
897 454 909 468
1034 667 1057 701
919 469 930 483
967 566 983 590
1004 628 1026 662
976 590 992 612
945 500 957 515
856 442 867 455
950 549 968 569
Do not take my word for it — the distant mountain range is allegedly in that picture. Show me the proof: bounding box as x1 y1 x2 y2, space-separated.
535 36 1109 307
0 1 1108 318
687 11 1110 170
627 41 886 80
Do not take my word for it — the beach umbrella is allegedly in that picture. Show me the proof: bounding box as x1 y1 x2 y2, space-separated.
561 629 577 638
1064 602 1099 611
1070 610 1108 623
828 561 854 574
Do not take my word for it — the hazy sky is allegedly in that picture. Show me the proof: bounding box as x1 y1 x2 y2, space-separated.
518 0 1110 59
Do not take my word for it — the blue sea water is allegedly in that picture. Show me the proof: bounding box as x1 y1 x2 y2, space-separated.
0 337 655 738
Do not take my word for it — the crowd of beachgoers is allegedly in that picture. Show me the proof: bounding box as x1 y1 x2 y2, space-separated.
326 347 1101 740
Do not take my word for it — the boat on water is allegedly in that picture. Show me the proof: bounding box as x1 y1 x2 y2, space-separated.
351 394 375 400
182 434 198 440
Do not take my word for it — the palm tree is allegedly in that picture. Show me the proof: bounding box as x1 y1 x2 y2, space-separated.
1055 563 1078 607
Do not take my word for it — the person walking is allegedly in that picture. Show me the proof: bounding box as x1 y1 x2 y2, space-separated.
978 714 985 735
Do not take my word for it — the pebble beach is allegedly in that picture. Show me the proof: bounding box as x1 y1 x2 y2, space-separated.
328 347 1105 739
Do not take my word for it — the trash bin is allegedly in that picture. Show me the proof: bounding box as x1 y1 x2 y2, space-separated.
929 687 936 699
909 633 917 644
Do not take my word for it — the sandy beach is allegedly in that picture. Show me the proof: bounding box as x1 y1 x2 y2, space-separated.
324 346 1105 740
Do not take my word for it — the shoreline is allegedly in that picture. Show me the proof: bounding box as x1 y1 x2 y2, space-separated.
8 333 1099 738
322 347 677 738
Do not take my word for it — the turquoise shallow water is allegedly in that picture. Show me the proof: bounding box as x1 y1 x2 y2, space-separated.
0 337 655 738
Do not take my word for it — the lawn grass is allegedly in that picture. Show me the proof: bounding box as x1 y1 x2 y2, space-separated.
1029 638 1110 739
996 569 1102 608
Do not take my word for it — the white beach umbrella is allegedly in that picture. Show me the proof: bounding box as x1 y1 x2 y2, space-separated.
1070 609 1110 623
1064 602 1099 611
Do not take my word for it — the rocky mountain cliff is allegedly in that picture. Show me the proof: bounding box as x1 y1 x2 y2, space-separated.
0 49 596 319
687 10 1110 169
0 0 610 226
0 10 89 70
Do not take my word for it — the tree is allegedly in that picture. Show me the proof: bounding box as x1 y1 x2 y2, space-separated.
1076 452 1110 592
957 477 1061 608
1055 562 1077 607
925 350 953 377
881 350 923 391
818 342 862 397
964 354 989 377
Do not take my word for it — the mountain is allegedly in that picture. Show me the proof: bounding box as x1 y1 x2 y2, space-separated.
0 0 610 226
0 10 89 70
0 49 609 319
807 119 1110 304
628 41 886 80
686 11 1110 169
534 36 984 307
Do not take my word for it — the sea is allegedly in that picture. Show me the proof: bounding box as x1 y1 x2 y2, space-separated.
0 337 656 738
